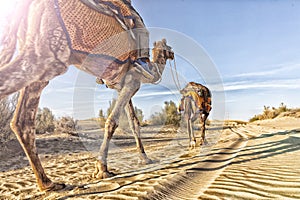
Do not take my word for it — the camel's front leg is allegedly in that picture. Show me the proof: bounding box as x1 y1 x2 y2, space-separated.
187 118 196 149
10 82 65 191
93 72 143 178
92 116 118 179
125 100 152 164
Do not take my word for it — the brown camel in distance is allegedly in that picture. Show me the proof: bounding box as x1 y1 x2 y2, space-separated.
179 82 212 148
0 0 174 191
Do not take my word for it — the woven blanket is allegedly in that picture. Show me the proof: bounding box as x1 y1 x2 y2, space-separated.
54 0 136 63
182 82 212 112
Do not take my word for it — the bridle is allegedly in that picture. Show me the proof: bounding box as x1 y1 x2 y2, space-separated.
156 43 181 91
169 56 181 91
152 43 175 85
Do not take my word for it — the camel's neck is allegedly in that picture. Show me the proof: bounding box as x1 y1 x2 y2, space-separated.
151 57 168 83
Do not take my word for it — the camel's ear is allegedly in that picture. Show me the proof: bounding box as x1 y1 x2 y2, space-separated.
162 38 167 44
153 41 156 46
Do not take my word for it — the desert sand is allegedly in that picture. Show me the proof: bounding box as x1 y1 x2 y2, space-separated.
0 117 300 199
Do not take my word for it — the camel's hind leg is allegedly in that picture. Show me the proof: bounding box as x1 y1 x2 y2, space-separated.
199 113 208 145
10 81 65 191
125 100 152 164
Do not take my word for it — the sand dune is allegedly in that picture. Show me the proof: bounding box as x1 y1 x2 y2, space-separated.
0 117 299 199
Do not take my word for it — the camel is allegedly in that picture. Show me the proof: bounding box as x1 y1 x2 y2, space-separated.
178 82 212 148
0 0 174 191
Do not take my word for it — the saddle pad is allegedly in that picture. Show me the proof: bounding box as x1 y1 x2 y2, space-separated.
181 82 212 112
54 0 136 63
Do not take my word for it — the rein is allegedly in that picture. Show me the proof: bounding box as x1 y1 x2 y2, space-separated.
169 56 181 91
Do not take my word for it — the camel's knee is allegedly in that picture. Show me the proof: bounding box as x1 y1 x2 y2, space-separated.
10 118 19 136
10 118 36 147
105 118 118 138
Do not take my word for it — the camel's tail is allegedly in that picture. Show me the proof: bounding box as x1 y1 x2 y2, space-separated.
0 0 33 67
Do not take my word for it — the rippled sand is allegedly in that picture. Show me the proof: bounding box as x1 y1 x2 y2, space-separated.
0 117 299 199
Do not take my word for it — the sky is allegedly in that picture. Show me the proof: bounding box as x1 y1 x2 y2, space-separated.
1 0 300 121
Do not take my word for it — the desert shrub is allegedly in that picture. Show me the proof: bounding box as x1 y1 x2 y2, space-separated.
35 107 55 134
120 106 145 127
134 106 144 124
277 102 288 113
164 101 181 126
106 99 116 117
249 103 291 122
149 111 166 125
101 99 145 129
55 116 78 134
0 93 18 142
98 109 106 128
249 115 260 122
149 100 181 126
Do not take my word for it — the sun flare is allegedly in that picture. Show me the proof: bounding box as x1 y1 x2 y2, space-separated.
0 0 18 19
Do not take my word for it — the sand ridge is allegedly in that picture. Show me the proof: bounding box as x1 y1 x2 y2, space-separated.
0 118 300 199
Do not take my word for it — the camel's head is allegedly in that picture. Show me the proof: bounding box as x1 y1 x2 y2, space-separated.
152 39 174 64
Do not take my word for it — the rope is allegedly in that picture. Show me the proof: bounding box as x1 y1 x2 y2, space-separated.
169 57 182 91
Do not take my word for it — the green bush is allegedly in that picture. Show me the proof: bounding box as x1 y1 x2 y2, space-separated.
149 100 181 126
35 107 55 134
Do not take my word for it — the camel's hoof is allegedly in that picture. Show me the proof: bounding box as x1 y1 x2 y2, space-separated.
199 139 204 146
199 139 208 146
42 182 66 192
92 171 116 179
139 158 153 165
189 141 196 149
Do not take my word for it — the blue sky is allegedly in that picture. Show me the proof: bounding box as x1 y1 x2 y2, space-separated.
1 0 300 121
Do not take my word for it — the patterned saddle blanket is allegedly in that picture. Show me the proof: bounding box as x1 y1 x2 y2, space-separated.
179 82 212 113
54 0 136 63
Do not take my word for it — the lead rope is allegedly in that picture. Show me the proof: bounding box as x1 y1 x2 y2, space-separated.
169 57 182 91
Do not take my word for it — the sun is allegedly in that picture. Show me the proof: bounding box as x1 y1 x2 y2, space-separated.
0 0 18 31
0 0 18 18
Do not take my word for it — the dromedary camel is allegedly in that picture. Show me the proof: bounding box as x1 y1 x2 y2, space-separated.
179 82 212 148
0 0 174 191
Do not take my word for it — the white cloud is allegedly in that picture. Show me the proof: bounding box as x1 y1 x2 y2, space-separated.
223 78 300 92
135 90 180 98
233 63 300 78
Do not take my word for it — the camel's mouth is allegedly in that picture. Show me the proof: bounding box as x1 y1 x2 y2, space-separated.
152 39 174 61
164 43 174 60
167 48 175 60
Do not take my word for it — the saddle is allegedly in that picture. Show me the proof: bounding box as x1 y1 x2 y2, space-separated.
179 82 212 113
54 0 136 62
